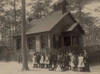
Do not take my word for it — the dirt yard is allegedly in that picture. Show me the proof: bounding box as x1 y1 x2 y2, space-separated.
0 62 100 74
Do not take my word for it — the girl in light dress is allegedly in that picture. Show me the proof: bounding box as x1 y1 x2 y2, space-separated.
78 54 85 72
32 53 37 68
44 54 50 68
40 53 45 68
69 54 75 70
56 64 62 71
56 54 62 71
68 51 74 70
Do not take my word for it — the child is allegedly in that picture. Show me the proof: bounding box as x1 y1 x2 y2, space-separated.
56 64 62 71
44 54 50 68
78 54 85 72
32 53 37 68
69 54 75 70
36 52 41 68
74 55 78 71
40 53 45 68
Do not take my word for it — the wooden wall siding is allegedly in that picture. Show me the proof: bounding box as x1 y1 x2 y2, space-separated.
48 34 51 49
72 26 83 36
32 32 50 52
80 35 84 47
36 35 41 52
40 35 47 51
40 33 52 53
49 34 54 50
50 34 62 49
50 14 76 49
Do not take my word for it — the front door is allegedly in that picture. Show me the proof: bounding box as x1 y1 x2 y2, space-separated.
64 36 71 47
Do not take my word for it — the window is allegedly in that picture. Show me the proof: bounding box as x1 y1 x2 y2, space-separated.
72 37 79 45
16 38 21 50
53 35 62 49
53 35 56 48
40 35 48 49
27 37 36 50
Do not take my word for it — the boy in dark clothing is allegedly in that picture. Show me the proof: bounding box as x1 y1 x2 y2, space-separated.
36 53 41 68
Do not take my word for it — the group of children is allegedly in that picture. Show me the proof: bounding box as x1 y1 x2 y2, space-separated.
32 52 50 68
32 50 90 72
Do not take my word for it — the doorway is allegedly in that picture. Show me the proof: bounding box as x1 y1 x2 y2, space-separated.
64 37 71 47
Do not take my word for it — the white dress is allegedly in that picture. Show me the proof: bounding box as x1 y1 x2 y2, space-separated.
40 56 44 64
45 56 49 64
32 56 37 64
56 65 61 71
78 56 85 67
70 56 75 67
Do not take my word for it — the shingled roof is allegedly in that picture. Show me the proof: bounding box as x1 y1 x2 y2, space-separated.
67 23 78 31
66 23 85 34
26 10 69 35
15 9 84 37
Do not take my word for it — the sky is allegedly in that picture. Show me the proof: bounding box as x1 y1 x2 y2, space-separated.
83 2 100 26
5 0 100 19
26 0 100 19
26 0 100 26
84 2 100 18
3 0 100 26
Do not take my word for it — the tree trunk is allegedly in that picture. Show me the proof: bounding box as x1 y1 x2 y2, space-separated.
21 0 29 71
14 0 16 32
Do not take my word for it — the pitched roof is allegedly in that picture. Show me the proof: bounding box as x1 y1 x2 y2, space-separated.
26 10 69 34
67 23 78 31
65 23 85 34
15 10 84 36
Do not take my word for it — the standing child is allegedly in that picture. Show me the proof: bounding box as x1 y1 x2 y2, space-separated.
36 52 41 68
78 54 85 72
65 52 70 70
40 53 45 68
56 54 62 71
32 53 37 68
44 54 50 68
74 55 78 71
56 64 62 71
70 54 75 70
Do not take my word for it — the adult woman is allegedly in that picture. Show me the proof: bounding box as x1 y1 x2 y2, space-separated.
83 50 90 72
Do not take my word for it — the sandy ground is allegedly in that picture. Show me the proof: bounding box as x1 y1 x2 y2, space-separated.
0 62 100 74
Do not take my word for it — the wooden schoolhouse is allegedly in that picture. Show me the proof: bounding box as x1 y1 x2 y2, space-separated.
14 0 85 55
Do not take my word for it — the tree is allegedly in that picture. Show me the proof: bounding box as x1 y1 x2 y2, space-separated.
27 0 52 20
21 0 29 71
0 0 21 47
67 0 100 46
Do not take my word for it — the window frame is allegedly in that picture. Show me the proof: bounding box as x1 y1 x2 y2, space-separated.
27 36 36 50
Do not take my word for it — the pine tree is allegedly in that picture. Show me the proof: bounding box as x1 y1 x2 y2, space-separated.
21 0 29 71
